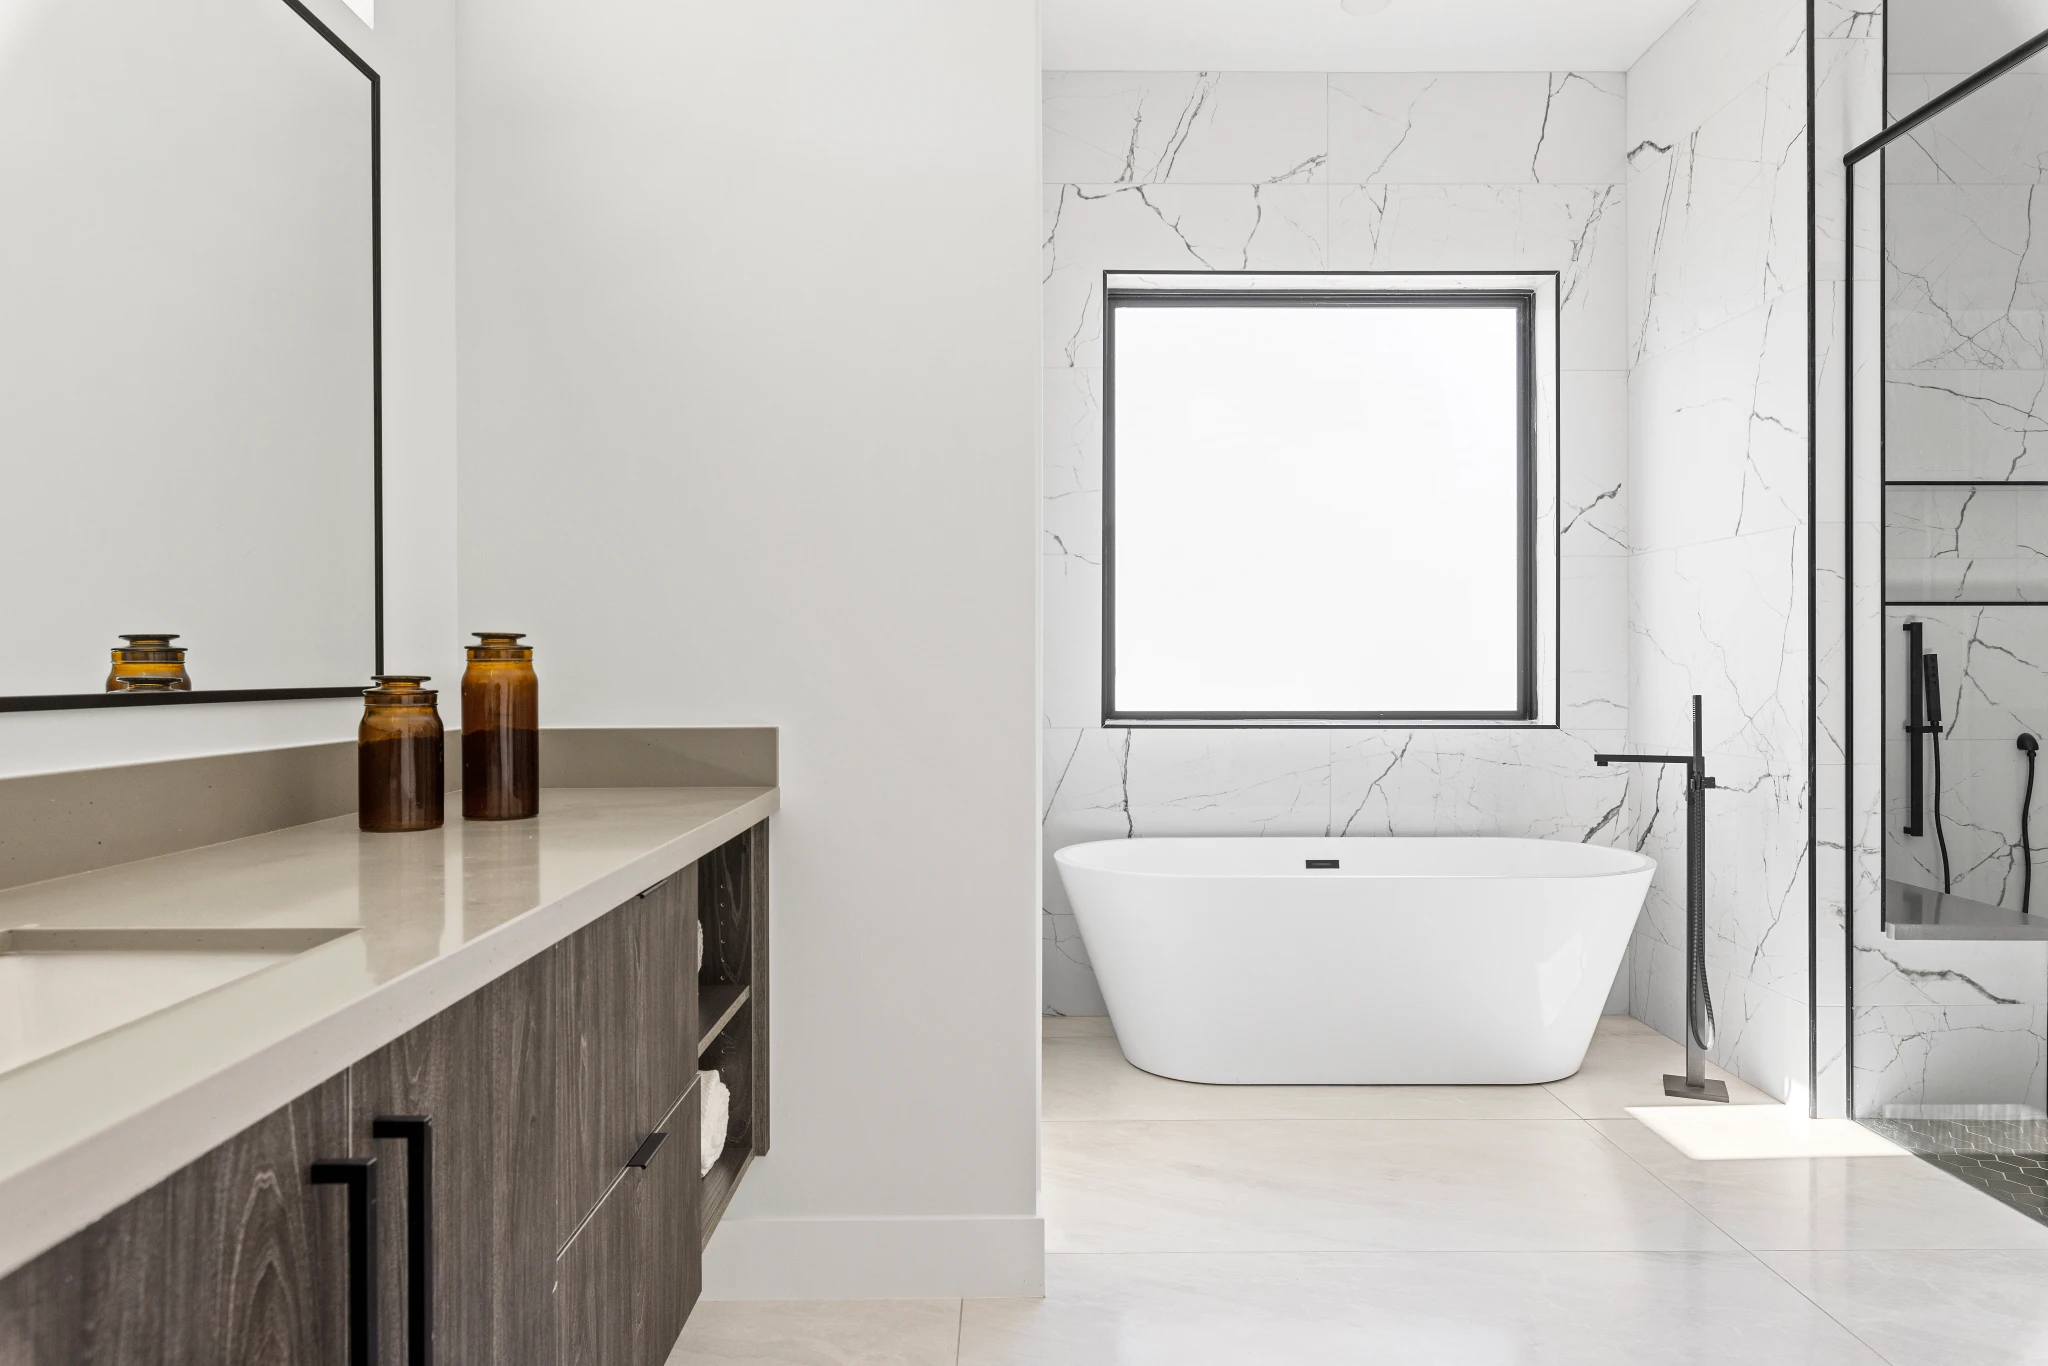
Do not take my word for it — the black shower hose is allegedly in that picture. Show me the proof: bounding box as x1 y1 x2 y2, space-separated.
1688 772 1716 1052
1931 722 1953 895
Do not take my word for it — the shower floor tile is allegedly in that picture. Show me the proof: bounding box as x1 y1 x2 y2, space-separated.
1864 1116 2048 1227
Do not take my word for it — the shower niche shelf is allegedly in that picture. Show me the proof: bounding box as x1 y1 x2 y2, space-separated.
1885 879 2048 940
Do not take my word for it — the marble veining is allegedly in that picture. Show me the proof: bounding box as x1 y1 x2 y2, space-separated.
1624 0 1811 1102
1629 34 1807 367
1884 487 2048 601
1325 72 1626 187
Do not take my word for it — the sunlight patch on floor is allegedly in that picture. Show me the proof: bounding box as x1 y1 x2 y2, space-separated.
1625 1104 1912 1161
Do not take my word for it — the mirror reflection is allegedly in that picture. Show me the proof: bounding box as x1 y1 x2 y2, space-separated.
0 0 378 702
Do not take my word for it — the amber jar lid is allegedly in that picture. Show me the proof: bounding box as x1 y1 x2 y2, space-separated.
113 675 181 692
118 634 180 647
467 631 533 661
365 674 438 705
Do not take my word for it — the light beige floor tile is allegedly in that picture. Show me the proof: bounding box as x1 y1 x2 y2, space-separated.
960 1252 1888 1366
1596 1118 2048 1250
1542 1017 1776 1118
1761 1251 2048 1366
667 1298 961 1366
1045 1030 1579 1120
1045 1118 1740 1252
1042 1015 1112 1039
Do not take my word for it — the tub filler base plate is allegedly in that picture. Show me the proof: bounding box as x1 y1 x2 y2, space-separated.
1664 1075 1730 1103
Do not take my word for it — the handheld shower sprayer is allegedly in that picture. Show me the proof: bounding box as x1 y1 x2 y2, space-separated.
2022 733 2039 917
1924 653 1953 894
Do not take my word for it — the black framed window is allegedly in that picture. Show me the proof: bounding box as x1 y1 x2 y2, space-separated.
1103 282 1546 727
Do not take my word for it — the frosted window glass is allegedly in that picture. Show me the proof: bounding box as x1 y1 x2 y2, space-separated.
1109 301 1529 718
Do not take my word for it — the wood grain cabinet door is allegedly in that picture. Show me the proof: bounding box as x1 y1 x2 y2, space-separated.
348 989 505 1366
0 1075 356 1366
555 1085 701 1366
478 949 568 1366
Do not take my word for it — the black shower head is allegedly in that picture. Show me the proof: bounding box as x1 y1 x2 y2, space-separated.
2023 733 2040 755
1923 654 1944 729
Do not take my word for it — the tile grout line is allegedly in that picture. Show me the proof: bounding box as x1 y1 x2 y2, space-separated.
1577 1117 1905 1364
1749 1251 1907 1366
1042 1115 1592 1124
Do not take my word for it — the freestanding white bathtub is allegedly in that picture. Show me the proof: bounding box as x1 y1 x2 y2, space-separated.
1054 837 1655 1085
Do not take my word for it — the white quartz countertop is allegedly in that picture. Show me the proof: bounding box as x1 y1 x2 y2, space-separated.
0 785 778 1279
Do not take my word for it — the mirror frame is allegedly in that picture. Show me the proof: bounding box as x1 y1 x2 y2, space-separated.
0 0 382 714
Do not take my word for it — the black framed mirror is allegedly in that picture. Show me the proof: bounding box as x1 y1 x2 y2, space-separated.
0 0 380 712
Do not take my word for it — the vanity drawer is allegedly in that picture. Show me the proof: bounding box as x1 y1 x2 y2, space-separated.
555 870 698 1242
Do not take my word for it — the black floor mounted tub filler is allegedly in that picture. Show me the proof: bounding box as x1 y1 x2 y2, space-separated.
1596 695 1730 1103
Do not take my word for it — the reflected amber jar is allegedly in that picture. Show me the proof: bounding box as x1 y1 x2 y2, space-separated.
112 675 181 693
359 676 445 833
106 634 191 691
462 632 539 821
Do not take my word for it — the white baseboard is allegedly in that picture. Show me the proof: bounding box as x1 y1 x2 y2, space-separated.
701 1214 1045 1300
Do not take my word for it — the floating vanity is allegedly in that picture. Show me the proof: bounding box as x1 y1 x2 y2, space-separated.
0 728 775 1366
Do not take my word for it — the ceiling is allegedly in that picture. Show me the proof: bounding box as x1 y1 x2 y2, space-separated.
1042 0 1699 73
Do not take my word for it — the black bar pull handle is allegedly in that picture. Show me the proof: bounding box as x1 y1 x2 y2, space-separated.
628 1130 669 1169
373 1116 435 1366
311 1157 379 1366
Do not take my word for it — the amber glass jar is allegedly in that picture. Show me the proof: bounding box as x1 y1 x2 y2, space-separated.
359 676 445 833
462 633 539 820
105 634 191 691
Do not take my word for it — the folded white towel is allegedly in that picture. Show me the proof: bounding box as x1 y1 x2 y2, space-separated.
699 1068 730 1175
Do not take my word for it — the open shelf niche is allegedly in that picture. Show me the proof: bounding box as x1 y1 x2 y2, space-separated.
695 820 768 1246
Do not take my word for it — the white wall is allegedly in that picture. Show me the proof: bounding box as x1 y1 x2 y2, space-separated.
1038 71 1635 1016
0 0 460 780
455 0 1043 1300
1624 0 1811 1102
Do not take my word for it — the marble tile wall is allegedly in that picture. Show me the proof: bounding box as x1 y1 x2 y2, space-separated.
1041 71 1632 1015
1624 0 1813 1101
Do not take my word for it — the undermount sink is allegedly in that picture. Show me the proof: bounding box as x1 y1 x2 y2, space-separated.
0 926 351 1077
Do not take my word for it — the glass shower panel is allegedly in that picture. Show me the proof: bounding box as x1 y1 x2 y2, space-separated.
1865 49 2048 1212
